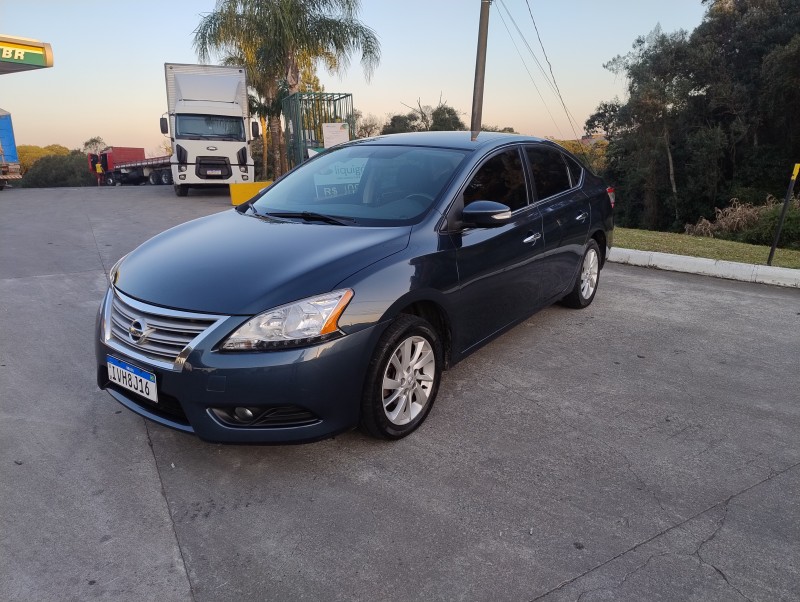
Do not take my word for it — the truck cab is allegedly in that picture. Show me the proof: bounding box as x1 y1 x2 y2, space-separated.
161 64 258 197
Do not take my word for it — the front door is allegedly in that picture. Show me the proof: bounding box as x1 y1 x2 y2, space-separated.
447 146 546 353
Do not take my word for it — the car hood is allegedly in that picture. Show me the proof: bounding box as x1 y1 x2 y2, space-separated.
114 210 411 315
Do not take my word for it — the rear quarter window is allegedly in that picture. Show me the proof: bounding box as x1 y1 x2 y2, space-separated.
565 154 583 187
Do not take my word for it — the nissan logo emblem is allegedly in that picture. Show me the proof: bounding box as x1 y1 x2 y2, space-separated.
128 318 153 345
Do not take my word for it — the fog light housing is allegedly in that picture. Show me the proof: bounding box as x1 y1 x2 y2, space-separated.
242 175 249 181
179 165 187 172
234 407 254 421
209 406 320 428
179 174 186 180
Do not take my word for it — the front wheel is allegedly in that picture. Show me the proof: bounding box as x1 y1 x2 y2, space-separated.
562 239 601 309
174 184 189 197
360 315 442 440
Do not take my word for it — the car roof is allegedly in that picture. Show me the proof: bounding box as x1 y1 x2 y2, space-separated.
351 130 550 152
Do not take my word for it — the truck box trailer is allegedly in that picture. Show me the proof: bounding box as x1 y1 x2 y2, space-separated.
160 63 258 197
0 109 22 190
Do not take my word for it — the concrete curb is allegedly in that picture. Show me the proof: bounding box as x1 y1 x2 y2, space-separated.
607 248 800 289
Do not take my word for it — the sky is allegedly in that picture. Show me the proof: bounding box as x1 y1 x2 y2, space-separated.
0 1 708 156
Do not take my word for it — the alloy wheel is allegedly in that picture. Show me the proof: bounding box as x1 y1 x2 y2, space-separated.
381 335 436 425
580 248 599 300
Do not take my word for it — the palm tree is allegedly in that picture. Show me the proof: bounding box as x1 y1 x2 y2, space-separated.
194 0 380 178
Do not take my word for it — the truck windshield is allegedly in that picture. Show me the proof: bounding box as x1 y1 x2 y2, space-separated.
175 114 245 141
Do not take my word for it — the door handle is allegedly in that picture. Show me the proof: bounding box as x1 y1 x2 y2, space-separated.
523 232 541 244
576 212 588 222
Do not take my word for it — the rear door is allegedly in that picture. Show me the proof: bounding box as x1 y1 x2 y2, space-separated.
523 145 590 296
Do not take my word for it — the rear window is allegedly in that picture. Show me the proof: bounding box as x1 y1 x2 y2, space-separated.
525 146 571 200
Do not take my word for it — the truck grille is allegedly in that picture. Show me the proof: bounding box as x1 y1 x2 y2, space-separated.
106 289 227 370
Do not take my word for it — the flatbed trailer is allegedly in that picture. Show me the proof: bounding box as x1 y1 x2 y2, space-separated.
89 147 173 186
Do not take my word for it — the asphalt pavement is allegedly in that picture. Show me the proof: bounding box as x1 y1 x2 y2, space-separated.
1 186 798 601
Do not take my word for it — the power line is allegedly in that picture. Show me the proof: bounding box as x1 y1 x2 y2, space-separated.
522 0 583 137
496 0 584 143
497 1 559 98
494 7 563 137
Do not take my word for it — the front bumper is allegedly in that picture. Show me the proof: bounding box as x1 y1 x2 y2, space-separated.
95 297 384 444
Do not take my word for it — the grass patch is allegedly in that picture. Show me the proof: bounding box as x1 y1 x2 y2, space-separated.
614 227 800 269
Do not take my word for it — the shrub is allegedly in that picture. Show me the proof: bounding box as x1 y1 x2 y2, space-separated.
685 196 800 248
736 201 800 248
20 151 96 188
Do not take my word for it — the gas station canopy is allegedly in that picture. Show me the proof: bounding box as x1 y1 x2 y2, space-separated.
0 35 53 75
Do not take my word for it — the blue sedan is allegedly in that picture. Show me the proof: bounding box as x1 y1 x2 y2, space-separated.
95 131 614 443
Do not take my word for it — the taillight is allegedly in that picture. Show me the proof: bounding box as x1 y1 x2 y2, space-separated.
606 186 616 209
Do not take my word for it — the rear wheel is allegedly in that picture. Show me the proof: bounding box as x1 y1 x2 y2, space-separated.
562 239 600 309
359 315 442 440
174 184 189 197
148 172 159 185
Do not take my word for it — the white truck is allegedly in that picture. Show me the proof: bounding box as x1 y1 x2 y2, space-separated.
160 63 258 197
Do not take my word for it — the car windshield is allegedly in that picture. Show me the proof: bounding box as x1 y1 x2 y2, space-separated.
251 145 468 226
175 114 245 141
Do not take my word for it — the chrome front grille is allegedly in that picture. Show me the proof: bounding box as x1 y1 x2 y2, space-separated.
104 288 228 370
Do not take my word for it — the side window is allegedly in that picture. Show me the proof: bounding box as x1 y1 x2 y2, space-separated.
565 154 583 187
525 146 571 200
463 148 528 212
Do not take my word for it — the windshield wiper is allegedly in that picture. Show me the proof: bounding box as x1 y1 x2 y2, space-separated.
237 202 283 222
264 211 354 226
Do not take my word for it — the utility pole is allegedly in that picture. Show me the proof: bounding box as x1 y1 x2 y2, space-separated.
470 0 492 141
767 163 799 265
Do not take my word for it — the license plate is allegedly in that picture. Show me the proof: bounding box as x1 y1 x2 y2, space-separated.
207 169 222 175
107 356 158 403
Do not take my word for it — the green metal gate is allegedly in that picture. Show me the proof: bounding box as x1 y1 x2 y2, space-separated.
282 92 355 169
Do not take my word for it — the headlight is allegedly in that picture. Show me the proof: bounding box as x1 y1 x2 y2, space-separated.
221 289 354 351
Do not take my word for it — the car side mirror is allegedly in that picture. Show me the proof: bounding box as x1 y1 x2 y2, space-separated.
461 200 512 227
251 122 260 138
160 117 168 135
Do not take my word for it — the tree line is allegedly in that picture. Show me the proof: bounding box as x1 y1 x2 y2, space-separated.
587 0 800 234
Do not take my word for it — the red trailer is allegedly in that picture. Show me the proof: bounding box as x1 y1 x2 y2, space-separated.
88 147 172 186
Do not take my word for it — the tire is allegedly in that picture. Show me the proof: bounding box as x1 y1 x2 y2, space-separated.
174 184 189 197
359 315 442 440
160 170 173 185
104 173 116 186
148 172 159 185
562 239 601 309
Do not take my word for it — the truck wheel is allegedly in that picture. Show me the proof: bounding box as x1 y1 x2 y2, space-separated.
105 174 116 186
174 184 189 197
0 181 5 191
161 170 173 185
148 172 159 185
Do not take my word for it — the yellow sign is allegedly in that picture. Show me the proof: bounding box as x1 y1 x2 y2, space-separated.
0 36 53 74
